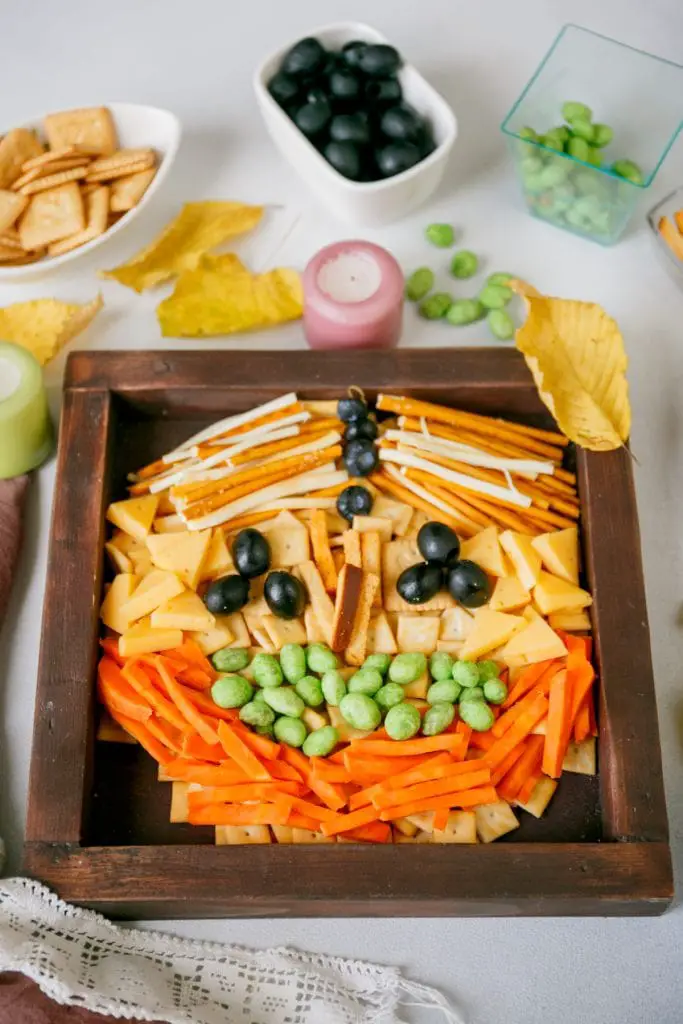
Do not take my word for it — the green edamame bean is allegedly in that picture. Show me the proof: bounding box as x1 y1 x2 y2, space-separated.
459 699 495 732
573 170 608 200
252 688 268 704
476 660 500 683
450 250 478 279
251 652 283 688
211 674 253 709
422 701 455 736
339 693 381 732
280 643 307 684
388 652 427 685
452 660 480 688
487 272 514 287
273 716 307 747
405 267 435 302
321 670 347 706
586 147 602 168
419 292 452 320
539 161 569 189
592 124 613 149
459 685 485 702
384 702 421 741
211 647 250 673
523 171 547 195
427 678 461 704
363 653 391 676
567 136 591 162
479 283 512 310
539 134 564 153
295 675 325 707
611 159 643 185
488 309 515 341
521 155 544 175
518 126 538 142
483 678 508 705
306 643 338 674
375 682 406 711
430 651 454 681
239 700 275 728
562 101 592 123
569 119 594 144
446 298 484 326
302 725 339 758
425 223 455 247
262 685 305 718
255 723 275 738
550 184 576 213
546 125 569 144
348 668 383 696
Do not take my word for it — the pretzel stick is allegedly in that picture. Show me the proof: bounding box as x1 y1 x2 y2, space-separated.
370 470 479 537
403 469 534 535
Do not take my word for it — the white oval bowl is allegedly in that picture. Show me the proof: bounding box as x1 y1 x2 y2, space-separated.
254 22 457 227
0 102 181 280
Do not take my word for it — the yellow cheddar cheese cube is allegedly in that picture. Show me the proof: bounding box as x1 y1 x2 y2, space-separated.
146 529 212 589
489 574 531 612
121 569 184 623
499 616 568 666
531 527 579 584
100 572 137 634
106 494 159 542
548 609 591 632
118 616 183 657
460 526 507 577
459 608 524 660
150 590 216 632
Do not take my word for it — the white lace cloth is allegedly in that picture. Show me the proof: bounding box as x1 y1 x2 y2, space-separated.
0 878 461 1024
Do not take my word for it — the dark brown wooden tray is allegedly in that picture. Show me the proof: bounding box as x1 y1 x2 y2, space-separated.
23 349 672 918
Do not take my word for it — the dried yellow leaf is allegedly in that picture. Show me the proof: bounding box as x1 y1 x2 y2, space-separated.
512 281 631 451
101 201 263 292
0 293 103 365
156 253 303 337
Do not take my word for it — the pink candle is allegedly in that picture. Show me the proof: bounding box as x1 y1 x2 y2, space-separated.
302 240 404 350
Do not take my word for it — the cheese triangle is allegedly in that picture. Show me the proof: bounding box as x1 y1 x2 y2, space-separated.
151 590 216 631
106 494 159 542
460 526 507 577
490 575 530 612
531 527 579 584
146 529 212 589
459 608 523 660
500 617 568 666
119 616 183 657
499 530 542 590
533 571 592 616
200 529 234 581
100 572 137 634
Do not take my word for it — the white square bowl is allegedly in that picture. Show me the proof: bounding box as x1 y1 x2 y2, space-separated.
254 22 457 226
0 102 181 280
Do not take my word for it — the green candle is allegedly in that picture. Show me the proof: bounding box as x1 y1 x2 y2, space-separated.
0 341 53 479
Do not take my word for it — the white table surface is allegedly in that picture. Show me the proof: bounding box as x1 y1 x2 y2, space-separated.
1 1 682 1021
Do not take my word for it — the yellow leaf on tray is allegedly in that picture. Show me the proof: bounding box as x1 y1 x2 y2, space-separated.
512 280 631 451
101 201 264 292
0 294 103 365
156 253 303 337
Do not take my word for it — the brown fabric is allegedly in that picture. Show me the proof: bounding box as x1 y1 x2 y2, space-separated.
0 475 29 629
0 974 168 1024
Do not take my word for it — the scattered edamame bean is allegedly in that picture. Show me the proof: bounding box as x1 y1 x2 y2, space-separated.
425 223 455 247
479 283 512 310
446 298 484 326
280 643 307 684
239 700 275 728
211 674 253 709
212 647 250 673
384 701 421 741
274 715 307 747
483 678 508 705
405 267 435 302
427 678 461 704
348 668 384 696
389 652 427 685
302 725 339 758
375 682 406 711
363 653 391 676
592 124 613 149
611 159 643 185
422 701 455 736
487 309 515 341
251 652 283 688
262 686 305 718
452 660 480 688
429 651 454 681
418 292 452 320
295 675 325 707
339 692 382 731
321 669 347 706
459 685 485 702
450 250 478 279
562 101 592 123
476 660 500 683
487 272 514 287
567 136 590 162
306 643 339 674
459 699 495 732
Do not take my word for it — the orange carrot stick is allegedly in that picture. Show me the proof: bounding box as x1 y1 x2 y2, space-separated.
567 649 596 726
232 722 281 761
380 754 479 792
282 747 346 810
145 716 184 754
170 639 216 676
180 687 239 723
490 743 528 787
97 657 152 722
432 808 449 832
341 752 428 776
100 637 125 665
287 811 323 832
517 771 544 805
121 661 193 733
155 657 220 746
178 667 213 691
189 799 293 827
468 730 495 752
310 759 352 784
542 669 573 779
107 707 173 765
349 733 465 758
372 768 492 810
288 797 341 823
187 782 300 807
493 670 558 738
484 693 549 770
263 759 304 784
378 785 499 821
574 698 592 743
344 821 392 843
182 734 224 762
497 735 544 802
164 760 252 785
216 720 272 781
320 804 382 837
502 660 557 708
348 753 453 810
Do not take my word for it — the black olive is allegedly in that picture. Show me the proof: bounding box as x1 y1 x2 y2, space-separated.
294 101 332 138
396 562 443 604
417 522 460 565
380 104 424 141
306 85 329 105
204 574 250 615
343 439 378 477
376 141 422 177
358 43 402 77
365 77 402 106
268 72 301 107
264 570 307 619
336 484 373 522
324 140 363 180
231 528 271 579
338 396 368 422
328 68 362 103
447 560 491 609
416 124 437 158
330 113 371 146
344 418 378 442
281 37 327 77
341 40 368 68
